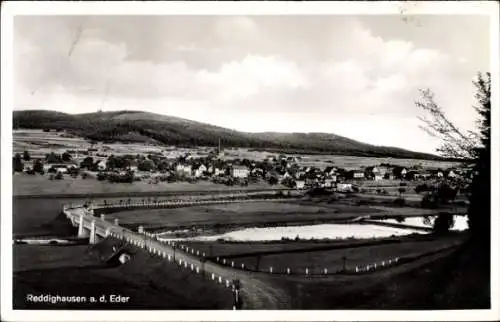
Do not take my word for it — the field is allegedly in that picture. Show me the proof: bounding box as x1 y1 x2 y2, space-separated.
104 200 385 231
223 148 461 169
14 129 461 169
13 174 285 196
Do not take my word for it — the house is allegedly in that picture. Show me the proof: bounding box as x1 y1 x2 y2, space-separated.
192 164 207 177
445 169 457 178
213 167 225 176
407 170 432 181
353 172 364 179
231 165 249 178
96 160 107 171
176 164 192 176
295 180 305 190
251 168 264 177
324 176 336 187
54 166 68 174
384 172 395 180
364 166 381 180
324 166 338 176
392 167 408 179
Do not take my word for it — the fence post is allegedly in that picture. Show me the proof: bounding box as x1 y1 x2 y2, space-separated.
305 268 309 275
270 266 273 274
241 263 245 270
287 268 291 275
231 261 234 267
324 268 328 275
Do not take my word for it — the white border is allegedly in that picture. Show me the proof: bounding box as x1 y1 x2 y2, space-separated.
1 1 499 321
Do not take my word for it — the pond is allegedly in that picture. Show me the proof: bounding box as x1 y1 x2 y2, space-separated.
157 223 426 242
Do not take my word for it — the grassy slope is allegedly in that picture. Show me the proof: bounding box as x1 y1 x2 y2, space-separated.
13 241 234 310
13 109 441 159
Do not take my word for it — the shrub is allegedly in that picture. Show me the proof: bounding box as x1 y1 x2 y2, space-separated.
399 182 408 186
395 216 405 223
393 197 406 207
421 193 439 209
54 172 63 180
433 213 454 234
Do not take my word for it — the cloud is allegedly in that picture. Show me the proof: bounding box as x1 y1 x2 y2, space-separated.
13 15 489 154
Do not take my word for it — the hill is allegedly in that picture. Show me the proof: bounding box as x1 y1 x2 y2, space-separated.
13 109 442 160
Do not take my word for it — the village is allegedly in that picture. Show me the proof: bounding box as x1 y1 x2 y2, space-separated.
12 141 473 192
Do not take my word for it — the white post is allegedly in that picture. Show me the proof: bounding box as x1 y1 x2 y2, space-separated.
218 276 222 283
105 228 110 237
223 259 226 265
191 264 194 271
287 268 291 275
270 266 273 274
355 266 359 273
184 261 188 268
196 266 200 274
231 261 234 267
168 254 172 261
305 268 309 275
216 257 220 262
324 268 328 275
241 263 245 269
77 215 88 238
226 280 230 288
211 273 215 280
89 220 97 244
202 252 205 257
197 251 200 256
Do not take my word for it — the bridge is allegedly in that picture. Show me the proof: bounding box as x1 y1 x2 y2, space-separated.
62 197 293 309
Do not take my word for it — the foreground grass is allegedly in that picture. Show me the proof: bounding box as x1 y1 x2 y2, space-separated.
13 242 234 310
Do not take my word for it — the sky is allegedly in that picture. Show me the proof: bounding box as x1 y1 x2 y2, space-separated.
13 15 491 154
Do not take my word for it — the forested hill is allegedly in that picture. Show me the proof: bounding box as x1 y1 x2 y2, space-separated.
13 110 442 160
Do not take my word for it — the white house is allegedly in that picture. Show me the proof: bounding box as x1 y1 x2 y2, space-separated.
193 164 207 177
353 171 364 179
324 177 336 187
96 160 107 171
295 180 305 189
231 166 249 178
176 164 192 176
